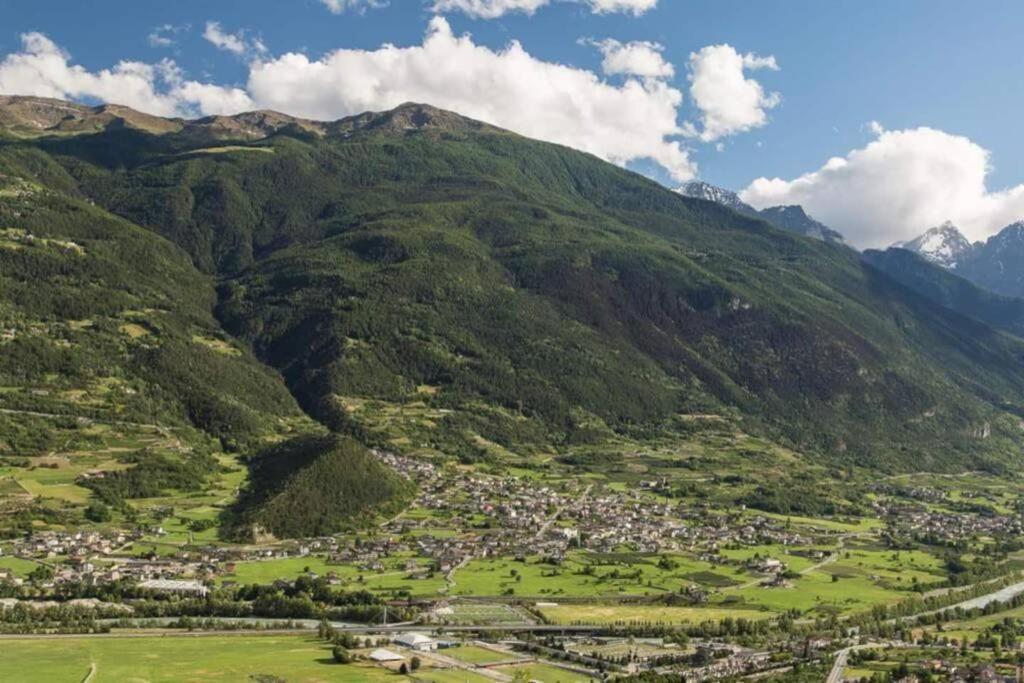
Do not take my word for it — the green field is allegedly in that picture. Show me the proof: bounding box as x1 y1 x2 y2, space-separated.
498 662 597 682
223 554 447 595
0 554 40 577
538 604 771 625
452 552 753 598
412 669 493 683
445 644 518 665
0 635 400 682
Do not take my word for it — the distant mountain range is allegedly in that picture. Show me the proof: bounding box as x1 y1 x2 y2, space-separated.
677 179 1024 305
677 181 846 245
887 221 1024 298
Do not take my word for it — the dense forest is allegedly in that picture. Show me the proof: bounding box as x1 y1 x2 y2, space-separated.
223 435 414 539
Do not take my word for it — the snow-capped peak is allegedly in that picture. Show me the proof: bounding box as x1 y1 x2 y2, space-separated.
675 181 756 215
894 221 973 268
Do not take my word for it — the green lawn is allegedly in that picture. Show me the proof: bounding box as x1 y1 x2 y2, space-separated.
0 635 405 682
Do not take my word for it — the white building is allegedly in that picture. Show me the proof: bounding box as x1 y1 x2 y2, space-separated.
394 632 438 651
369 648 404 662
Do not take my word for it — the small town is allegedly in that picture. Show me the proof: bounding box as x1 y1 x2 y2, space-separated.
6 448 1024 681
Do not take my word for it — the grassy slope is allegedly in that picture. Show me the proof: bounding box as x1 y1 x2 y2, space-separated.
0 155 303 447
5 104 1024 473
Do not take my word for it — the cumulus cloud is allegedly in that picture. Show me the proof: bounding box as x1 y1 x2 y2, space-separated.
320 0 389 13
740 124 1024 248
688 44 780 142
432 0 656 19
247 17 696 180
0 21 806 185
590 38 673 79
203 21 266 58
0 32 249 117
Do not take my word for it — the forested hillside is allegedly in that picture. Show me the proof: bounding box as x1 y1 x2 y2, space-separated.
863 248 1024 339
0 160 303 448
4 97 1024 475
224 435 414 539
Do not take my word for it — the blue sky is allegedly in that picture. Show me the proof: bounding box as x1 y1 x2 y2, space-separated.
1 0 1023 246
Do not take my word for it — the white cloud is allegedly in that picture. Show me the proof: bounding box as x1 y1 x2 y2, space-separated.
432 0 656 19
588 0 657 14
246 17 695 180
688 44 780 142
202 21 266 59
0 32 249 118
432 0 550 18
2 23 792 184
591 38 673 79
148 24 188 49
740 124 1024 248
320 0 389 13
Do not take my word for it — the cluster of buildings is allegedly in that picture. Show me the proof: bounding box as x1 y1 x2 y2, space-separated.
373 455 815 577
874 499 1024 544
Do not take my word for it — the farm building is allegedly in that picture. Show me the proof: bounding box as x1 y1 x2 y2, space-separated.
394 632 438 651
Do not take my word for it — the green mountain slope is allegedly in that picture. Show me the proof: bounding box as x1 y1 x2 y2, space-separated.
0 162 303 447
4 99 1024 473
863 247 1024 338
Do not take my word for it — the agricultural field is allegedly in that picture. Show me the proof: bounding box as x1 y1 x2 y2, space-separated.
0 635 596 683
0 412 253 536
538 603 771 626
0 635 399 683
451 551 757 599
444 644 521 665
221 553 447 596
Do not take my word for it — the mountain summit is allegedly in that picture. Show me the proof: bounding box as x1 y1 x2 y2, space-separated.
888 221 1024 298
677 181 845 244
893 221 975 268
676 181 757 216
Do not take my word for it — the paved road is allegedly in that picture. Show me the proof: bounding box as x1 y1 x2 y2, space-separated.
826 643 896 683
825 647 852 683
